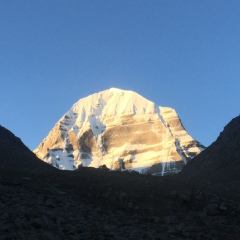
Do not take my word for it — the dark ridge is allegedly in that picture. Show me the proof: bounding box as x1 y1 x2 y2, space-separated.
0 125 30 151
0 125 57 174
180 116 240 184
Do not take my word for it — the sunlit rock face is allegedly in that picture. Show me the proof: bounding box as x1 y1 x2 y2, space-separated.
34 88 205 175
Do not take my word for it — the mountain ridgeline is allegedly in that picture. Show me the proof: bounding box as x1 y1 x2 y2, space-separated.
180 115 240 183
0 125 56 173
34 88 204 175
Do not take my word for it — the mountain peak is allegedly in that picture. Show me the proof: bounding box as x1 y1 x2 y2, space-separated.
34 89 204 174
109 87 123 91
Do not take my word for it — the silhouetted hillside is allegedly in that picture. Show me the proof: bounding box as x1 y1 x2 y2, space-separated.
0 125 56 174
180 116 240 184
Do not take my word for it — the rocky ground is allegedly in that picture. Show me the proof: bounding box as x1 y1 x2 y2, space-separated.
1 118 240 240
0 167 240 240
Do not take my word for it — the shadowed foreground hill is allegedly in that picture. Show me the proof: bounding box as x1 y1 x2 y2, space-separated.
0 124 240 239
180 116 240 186
0 125 57 175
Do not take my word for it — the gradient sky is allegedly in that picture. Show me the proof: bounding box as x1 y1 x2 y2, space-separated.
1 0 240 150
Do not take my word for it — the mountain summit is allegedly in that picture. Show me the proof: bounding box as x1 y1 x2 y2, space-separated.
34 88 204 174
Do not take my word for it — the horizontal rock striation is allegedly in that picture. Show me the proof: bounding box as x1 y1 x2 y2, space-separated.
34 88 204 174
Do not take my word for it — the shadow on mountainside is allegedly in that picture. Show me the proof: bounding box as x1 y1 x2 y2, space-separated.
0 122 240 240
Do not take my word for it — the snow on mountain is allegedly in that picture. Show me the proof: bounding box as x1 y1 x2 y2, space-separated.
34 88 205 175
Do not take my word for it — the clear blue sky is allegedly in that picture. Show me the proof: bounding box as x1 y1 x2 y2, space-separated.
1 0 240 150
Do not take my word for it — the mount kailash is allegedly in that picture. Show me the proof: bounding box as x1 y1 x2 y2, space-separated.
34 88 205 175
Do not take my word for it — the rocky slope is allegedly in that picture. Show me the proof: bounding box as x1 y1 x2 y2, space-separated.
180 115 240 185
0 125 56 174
34 88 204 174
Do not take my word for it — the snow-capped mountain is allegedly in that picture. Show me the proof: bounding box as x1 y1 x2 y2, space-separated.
34 88 205 175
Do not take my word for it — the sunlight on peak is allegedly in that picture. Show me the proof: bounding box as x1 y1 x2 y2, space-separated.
106 88 138 95
109 87 124 92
